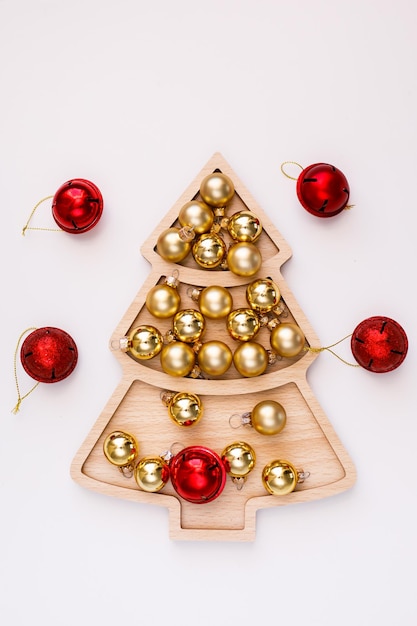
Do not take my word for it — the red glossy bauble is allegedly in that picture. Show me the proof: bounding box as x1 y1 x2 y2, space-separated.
296 163 349 218
20 327 78 383
170 446 226 504
351 316 408 373
52 179 103 233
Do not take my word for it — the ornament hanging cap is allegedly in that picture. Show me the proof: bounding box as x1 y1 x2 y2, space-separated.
22 178 103 235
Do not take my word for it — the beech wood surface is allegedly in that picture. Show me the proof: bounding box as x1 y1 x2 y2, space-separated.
70 153 356 541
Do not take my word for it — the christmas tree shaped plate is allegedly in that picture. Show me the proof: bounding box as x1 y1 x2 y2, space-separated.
71 153 356 541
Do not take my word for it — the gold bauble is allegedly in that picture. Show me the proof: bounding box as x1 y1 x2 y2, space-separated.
103 431 138 468
227 210 262 242
192 233 226 269
199 172 235 208
227 308 260 341
221 441 256 478
270 323 305 357
251 400 287 436
227 242 262 277
128 325 163 361
198 285 233 319
246 277 281 313
156 227 191 263
134 456 170 492
173 309 205 343
146 283 180 319
197 341 233 376
168 391 203 427
262 460 298 496
178 200 214 235
233 341 268 377
160 342 196 377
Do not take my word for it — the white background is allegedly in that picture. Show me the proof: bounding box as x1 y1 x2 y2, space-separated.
1 1 416 624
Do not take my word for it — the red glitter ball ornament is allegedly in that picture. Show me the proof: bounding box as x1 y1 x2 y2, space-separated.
351 316 408 373
170 446 226 504
296 163 350 218
20 327 78 383
52 179 103 233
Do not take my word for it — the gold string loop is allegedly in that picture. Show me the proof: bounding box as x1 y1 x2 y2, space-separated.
280 161 304 181
22 195 62 235
305 333 361 368
12 327 40 413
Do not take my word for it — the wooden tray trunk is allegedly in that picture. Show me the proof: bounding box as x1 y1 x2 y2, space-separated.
71 153 356 541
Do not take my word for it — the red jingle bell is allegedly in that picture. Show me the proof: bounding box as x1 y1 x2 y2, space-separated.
296 163 350 218
170 445 226 504
20 327 78 383
351 316 408 373
52 178 103 233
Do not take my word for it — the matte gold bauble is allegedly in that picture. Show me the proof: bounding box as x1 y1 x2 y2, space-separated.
221 441 256 478
270 323 305 357
156 227 191 263
127 325 163 360
199 172 235 208
233 341 268 377
168 391 203 427
227 210 262 242
227 308 260 341
178 200 214 235
160 342 196 377
246 278 281 313
103 431 138 468
197 340 233 376
173 309 205 343
192 233 226 269
198 285 233 319
251 400 287 436
134 456 170 492
227 242 262 277
262 460 298 496
146 283 181 319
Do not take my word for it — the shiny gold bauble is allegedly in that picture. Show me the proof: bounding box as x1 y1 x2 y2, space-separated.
146 283 181 319
227 308 260 341
178 200 214 234
233 341 268 377
134 456 170 492
156 227 191 263
270 323 305 357
168 391 203 427
103 431 138 468
173 309 205 343
227 242 262 277
192 233 226 269
221 441 256 478
127 325 163 360
251 400 287 436
227 210 262 242
262 460 298 496
246 277 281 313
199 172 235 208
197 340 233 376
160 342 196 377
198 285 233 319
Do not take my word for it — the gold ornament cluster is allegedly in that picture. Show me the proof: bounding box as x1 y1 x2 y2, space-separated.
119 273 306 379
103 394 309 497
156 172 263 277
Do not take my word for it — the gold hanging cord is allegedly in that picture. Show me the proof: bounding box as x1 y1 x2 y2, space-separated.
12 327 40 413
22 195 62 235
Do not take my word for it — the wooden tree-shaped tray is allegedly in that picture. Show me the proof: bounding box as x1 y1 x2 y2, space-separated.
71 153 356 541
